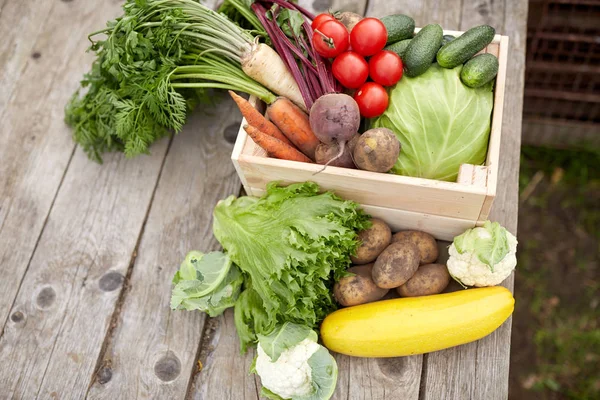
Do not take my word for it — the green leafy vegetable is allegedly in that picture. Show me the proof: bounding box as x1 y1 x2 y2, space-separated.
66 0 274 162
214 182 369 351
219 0 267 35
372 64 494 181
274 7 306 38
171 250 243 316
454 221 510 271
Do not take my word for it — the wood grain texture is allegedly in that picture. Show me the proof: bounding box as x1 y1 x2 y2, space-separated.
189 310 259 400
420 0 526 399
0 0 54 116
0 141 168 399
87 99 242 400
249 188 478 241
298 0 367 15
0 0 122 336
237 154 487 219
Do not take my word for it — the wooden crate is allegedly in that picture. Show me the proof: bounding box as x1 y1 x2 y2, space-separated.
232 31 509 241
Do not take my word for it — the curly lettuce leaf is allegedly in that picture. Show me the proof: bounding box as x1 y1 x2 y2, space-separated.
214 182 369 350
372 64 494 181
234 287 275 352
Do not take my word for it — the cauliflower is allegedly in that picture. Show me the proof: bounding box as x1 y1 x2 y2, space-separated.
256 338 321 399
253 323 338 400
447 221 518 287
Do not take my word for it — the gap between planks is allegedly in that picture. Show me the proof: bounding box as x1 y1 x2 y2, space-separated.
0 144 76 338
85 134 176 394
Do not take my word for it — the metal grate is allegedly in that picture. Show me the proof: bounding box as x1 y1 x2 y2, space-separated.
523 0 600 147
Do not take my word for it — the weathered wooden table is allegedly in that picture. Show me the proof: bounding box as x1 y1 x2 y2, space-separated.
0 0 526 398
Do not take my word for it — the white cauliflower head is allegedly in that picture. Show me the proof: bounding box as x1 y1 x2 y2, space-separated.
256 338 320 399
447 222 518 287
253 323 338 400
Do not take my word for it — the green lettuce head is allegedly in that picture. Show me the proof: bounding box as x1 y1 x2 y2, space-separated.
372 64 494 181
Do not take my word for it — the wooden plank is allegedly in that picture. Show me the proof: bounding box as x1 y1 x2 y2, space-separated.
481 35 509 223
366 0 424 23
298 0 366 15
457 165 488 188
420 0 526 398
0 0 55 116
189 310 259 400
238 154 488 220
0 0 122 337
249 188 477 241
86 99 243 400
0 141 169 399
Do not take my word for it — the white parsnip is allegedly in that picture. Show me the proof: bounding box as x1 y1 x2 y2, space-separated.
242 43 307 111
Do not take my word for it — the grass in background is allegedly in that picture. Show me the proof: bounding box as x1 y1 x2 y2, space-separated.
510 145 600 400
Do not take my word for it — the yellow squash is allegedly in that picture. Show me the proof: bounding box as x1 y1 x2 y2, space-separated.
320 286 514 357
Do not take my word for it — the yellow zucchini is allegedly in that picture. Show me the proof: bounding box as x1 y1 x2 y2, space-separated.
320 286 514 357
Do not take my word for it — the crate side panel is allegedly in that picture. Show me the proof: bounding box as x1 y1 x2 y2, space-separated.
238 157 487 220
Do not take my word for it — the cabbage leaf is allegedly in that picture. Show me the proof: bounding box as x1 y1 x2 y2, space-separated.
171 251 243 316
372 64 494 181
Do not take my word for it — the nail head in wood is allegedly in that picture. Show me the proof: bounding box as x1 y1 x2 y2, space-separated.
154 352 181 382
99 271 124 292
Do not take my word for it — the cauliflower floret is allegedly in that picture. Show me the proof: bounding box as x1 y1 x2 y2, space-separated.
255 338 321 399
447 227 518 287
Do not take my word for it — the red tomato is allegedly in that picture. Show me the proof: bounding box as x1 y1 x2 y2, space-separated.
311 13 335 30
332 52 369 89
312 20 349 58
354 82 389 118
350 18 387 56
369 51 403 86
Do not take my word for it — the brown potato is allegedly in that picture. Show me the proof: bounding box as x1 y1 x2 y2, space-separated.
353 128 401 173
351 218 392 265
372 242 420 289
397 264 451 297
334 264 389 306
392 230 439 264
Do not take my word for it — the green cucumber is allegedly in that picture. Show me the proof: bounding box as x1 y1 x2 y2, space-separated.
381 14 415 44
403 24 443 77
460 53 499 88
384 39 411 59
436 25 495 68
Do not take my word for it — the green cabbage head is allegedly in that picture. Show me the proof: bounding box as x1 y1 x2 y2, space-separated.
372 64 494 181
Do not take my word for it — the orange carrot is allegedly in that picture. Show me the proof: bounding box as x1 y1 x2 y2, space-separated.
267 97 320 161
228 91 294 147
244 125 313 163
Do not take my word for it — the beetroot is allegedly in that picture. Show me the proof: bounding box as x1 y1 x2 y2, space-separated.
309 94 360 144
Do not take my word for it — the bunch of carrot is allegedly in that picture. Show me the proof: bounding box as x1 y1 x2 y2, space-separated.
229 91 320 163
